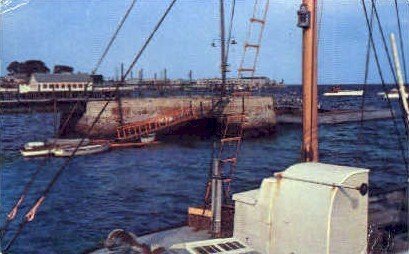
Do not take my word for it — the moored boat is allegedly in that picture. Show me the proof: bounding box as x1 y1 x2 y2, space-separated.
52 143 110 157
323 85 363 96
377 88 408 99
20 142 54 157
45 138 90 146
140 133 156 143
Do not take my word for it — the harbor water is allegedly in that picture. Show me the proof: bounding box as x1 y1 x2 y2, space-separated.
1 85 407 253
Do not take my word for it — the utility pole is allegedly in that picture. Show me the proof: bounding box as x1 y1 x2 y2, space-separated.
298 0 318 162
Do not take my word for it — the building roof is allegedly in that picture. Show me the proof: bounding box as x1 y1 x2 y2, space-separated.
32 73 92 83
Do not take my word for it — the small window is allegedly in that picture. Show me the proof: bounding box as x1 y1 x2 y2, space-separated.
78 84 83 88
62 84 65 89
42 84 47 89
56 84 60 89
73 84 77 88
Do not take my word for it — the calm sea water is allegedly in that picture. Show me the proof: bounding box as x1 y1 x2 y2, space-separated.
1 85 408 253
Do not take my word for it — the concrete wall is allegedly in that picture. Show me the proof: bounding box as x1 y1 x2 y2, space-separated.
75 96 276 138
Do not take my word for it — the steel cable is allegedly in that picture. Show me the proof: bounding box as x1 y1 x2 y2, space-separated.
356 1 375 166
0 0 139 238
361 0 409 174
1 1 178 251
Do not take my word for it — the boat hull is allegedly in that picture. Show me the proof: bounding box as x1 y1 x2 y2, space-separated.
53 144 110 157
20 148 52 157
323 90 363 96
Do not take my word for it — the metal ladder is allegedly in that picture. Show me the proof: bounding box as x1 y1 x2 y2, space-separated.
237 0 270 78
205 96 247 206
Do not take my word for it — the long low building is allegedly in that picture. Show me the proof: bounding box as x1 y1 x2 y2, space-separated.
19 73 93 93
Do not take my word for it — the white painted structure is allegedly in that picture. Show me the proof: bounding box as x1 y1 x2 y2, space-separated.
233 163 368 254
25 73 93 93
323 90 364 97
171 163 369 254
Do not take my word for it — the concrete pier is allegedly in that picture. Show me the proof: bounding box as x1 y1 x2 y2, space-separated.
75 96 276 138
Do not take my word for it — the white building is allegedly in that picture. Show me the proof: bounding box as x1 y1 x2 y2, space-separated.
23 73 93 93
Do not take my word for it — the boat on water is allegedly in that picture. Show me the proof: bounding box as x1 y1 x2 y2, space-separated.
3 1 408 253
45 138 90 146
52 143 110 157
377 88 409 99
20 138 92 158
140 133 156 143
323 85 363 97
20 142 54 157
88 1 409 253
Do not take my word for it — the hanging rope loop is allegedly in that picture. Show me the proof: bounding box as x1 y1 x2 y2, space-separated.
25 196 45 222
7 196 25 221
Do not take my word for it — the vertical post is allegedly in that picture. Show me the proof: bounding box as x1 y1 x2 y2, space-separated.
164 68 167 86
390 33 409 127
299 0 319 162
189 70 193 84
120 63 124 80
53 97 58 138
211 158 222 237
219 0 227 96
390 33 409 243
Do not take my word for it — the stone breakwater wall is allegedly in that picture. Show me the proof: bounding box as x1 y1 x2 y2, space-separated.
75 96 276 138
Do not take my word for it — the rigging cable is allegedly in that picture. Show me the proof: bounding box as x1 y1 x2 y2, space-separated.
93 0 138 74
2 0 178 251
357 1 375 166
361 0 409 172
225 0 236 68
122 0 177 80
0 0 139 239
370 0 409 135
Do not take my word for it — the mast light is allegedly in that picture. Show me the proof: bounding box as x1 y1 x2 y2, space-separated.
297 4 310 29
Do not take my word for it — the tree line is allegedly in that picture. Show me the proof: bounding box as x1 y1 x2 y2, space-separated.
7 60 74 76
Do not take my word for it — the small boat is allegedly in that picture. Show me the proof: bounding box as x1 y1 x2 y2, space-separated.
52 143 110 157
21 142 53 157
323 86 363 97
140 133 156 143
45 138 90 146
377 88 408 99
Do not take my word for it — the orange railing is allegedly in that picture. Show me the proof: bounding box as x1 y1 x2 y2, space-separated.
116 107 205 141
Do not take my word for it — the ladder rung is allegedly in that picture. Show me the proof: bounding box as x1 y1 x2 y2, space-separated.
221 158 237 163
250 18 265 24
245 43 260 48
221 137 241 143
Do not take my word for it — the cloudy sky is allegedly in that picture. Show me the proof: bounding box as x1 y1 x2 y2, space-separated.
1 0 408 84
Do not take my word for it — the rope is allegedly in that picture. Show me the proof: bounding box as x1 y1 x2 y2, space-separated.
2 1 177 251
370 0 409 135
123 0 177 80
361 0 409 172
0 0 139 237
2 99 113 252
93 0 138 74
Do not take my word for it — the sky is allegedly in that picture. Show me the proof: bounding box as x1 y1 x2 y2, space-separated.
1 0 408 84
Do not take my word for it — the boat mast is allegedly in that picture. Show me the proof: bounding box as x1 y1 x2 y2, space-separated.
220 0 227 96
298 0 319 162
